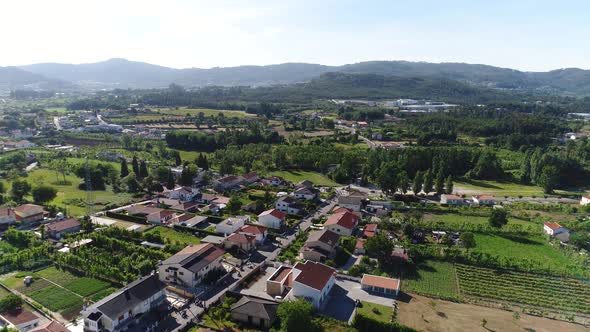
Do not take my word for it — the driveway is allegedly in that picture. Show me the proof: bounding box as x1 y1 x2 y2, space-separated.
322 279 396 322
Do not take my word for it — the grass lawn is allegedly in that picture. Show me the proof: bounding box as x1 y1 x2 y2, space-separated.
145 226 201 246
454 179 587 197
472 233 575 271
29 286 83 319
2 168 133 217
269 170 340 187
176 150 213 164
155 107 255 118
402 260 459 300
422 212 533 229
0 286 11 299
357 301 393 323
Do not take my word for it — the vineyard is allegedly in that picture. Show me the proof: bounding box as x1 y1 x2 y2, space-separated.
402 260 459 301
456 264 590 314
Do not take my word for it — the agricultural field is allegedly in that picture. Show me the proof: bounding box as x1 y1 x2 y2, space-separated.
422 212 535 230
155 107 255 118
401 260 459 300
145 226 201 246
357 301 393 322
454 179 587 197
472 233 577 273
456 264 590 314
269 170 340 187
2 168 134 216
0 266 114 320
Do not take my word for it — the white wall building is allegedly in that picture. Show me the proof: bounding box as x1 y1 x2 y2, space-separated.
258 209 286 229
158 243 225 288
289 261 336 309
216 216 249 235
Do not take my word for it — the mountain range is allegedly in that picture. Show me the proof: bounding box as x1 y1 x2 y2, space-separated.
1 58 589 97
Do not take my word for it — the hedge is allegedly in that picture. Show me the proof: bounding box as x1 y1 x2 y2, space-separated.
105 211 148 224
353 313 417 332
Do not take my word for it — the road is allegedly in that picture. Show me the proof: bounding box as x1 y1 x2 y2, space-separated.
336 125 377 149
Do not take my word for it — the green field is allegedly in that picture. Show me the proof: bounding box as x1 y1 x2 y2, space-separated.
29 286 83 318
357 301 393 323
269 170 340 187
457 264 590 314
422 212 535 231
472 233 575 271
2 168 133 216
402 260 459 300
455 179 587 197
145 226 201 246
155 107 255 118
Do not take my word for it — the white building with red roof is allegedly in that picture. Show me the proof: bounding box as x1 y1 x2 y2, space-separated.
258 209 286 229
581 195 590 206
440 194 465 206
14 204 45 223
324 210 359 236
223 233 256 252
289 261 336 308
242 172 260 185
543 222 569 236
472 195 496 206
361 274 400 297
46 218 81 239
362 224 378 238
0 309 40 331
239 224 268 244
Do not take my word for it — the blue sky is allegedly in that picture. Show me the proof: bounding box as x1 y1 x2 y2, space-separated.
1 0 588 71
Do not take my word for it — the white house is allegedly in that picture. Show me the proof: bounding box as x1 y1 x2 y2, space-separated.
337 192 366 212
275 196 303 215
168 186 199 201
360 274 400 297
82 274 166 332
239 224 268 244
293 187 318 201
216 216 249 235
472 195 496 206
258 209 286 229
440 194 465 206
324 210 359 236
0 309 40 332
543 222 569 236
158 243 225 288
289 261 336 309
581 195 590 206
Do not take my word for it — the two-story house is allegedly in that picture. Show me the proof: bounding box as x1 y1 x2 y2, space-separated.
158 243 225 288
216 216 249 235
302 230 340 262
289 261 336 309
46 218 81 239
274 197 303 215
324 210 359 236
258 209 286 229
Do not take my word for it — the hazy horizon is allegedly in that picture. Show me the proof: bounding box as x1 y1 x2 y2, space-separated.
1 0 589 71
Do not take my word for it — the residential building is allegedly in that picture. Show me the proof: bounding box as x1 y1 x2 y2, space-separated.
293 187 318 201
158 243 225 288
167 186 199 202
230 296 279 329
302 230 340 262
239 224 268 244
31 321 69 332
275 196 303 215
265 176 286 186
324 211 359 236
440 194 465 206
472 195 496 206
3 140 36 149
14 204 45 223
0 207 16 225
213 175 244 191
0 309 40 331
362 224 378 238
147 210 179 225
223 233 256 252
216 216 249 235
266 265 293 297
361 274 400 297
354 239 366 255
295 180 313 189
170 201 199 213
543 222 569 236
258 209 286 229
581 195 590 206
170 214 208 228
289 261 336 309
126 205 162 217
46 218 81 239
82 274 166 332
242 172 260 185
337 193 366 212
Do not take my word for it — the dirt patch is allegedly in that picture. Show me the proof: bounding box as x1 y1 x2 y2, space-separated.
396 293 588 332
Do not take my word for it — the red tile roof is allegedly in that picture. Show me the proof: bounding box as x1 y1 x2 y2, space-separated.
14 204 44 217
443 194 463 200
544 222 563 230
362 224 378 238
293 261 336 291
325 211 359 230
332 207 352 214
361 274 400 290
243 172 259 180
32 321 69 332
1 309 38 325
226 233 256 245
259 209 286 220
240 224 266 235
473 195 495 200
356 238 365 249
46 218 80 233
0 207 15 217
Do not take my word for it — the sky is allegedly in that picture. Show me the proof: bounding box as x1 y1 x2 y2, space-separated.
0 0 588 71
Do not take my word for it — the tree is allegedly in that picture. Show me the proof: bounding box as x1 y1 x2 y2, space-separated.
11 179 31 201
132 156 139 175
434 170 445 195
174 152 182 166
412 170 423 195
139 160 149 178
254 200 265 214
180 164 198 186
460 232 476 249
40 224 46 240
166 170 176 190
397 171 410 194
364 233 394 265
120 158 129 178
377 163 398 196
423 169 434 195
32 185 57 204
537 165 559 194
125 172 141 193
445 175 454 194
276 299 316 332
489 209 508 228
0 294 23 313
569 232 590 250
226 196 242 214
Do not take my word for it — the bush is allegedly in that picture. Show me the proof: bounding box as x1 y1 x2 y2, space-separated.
353 312 417 332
